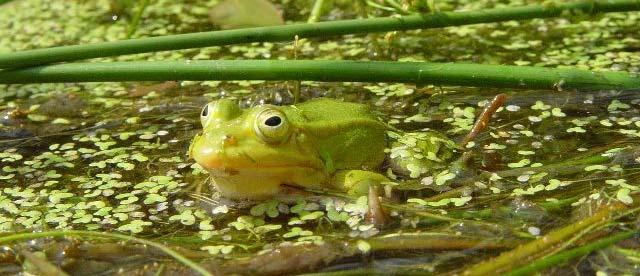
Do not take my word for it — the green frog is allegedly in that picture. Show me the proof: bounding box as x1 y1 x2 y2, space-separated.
189 98 460 199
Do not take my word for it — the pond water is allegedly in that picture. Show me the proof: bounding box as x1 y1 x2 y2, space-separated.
0 0 639 275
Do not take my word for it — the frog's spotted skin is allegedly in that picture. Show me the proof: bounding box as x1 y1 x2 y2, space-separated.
190 98 387 199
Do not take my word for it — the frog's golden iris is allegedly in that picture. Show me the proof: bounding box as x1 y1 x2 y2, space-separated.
252 108 291 144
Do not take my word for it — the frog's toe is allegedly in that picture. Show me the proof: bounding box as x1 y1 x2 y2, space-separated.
333 170 389 196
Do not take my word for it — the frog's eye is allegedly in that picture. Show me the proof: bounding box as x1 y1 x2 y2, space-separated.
254 108 290 143
200 103 211 127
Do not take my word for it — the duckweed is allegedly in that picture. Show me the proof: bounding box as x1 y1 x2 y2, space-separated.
0 0 639 274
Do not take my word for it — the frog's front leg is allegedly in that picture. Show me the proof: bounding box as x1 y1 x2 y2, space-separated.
333 170 391 227
332 170 390 195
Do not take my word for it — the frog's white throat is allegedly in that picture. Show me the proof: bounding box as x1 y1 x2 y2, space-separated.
207 167 328 199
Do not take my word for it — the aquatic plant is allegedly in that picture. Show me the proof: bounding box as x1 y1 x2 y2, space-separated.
0 60 638 89
0 0 639 275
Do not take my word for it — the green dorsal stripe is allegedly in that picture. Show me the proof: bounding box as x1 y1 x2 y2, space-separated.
297 119 387 138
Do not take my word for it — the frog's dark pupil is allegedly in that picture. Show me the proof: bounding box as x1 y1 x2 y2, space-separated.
201 105 209 117
265 116 281 127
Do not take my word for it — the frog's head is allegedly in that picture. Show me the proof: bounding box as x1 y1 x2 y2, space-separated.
190 99 326 199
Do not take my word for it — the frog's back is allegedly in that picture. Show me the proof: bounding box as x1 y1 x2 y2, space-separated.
292 98 387 171
295 98 378 122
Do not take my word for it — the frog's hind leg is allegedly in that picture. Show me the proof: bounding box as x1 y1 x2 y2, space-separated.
388 130 460 179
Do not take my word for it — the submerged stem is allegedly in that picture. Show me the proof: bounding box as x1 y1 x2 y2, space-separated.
0 230 213 276
505 231 638 276
126 0 150 38
462 93 507 146
462 203 632 276
367 232 520 251
308 0 325 23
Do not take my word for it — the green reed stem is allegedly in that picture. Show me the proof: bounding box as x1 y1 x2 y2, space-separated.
126 0 150 39
0 0 638 68
308 0 325 23
0 60 638 90
505 230 638 276
462 203 629 276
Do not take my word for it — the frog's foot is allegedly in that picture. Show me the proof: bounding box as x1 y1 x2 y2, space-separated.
333 170 389 196
333 170 390 227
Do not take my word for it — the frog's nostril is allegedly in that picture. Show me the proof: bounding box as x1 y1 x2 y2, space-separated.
222 135 237 146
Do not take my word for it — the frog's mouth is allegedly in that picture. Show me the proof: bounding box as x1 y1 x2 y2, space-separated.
191 137 325 171
195 155 326 176
206 164 317 177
